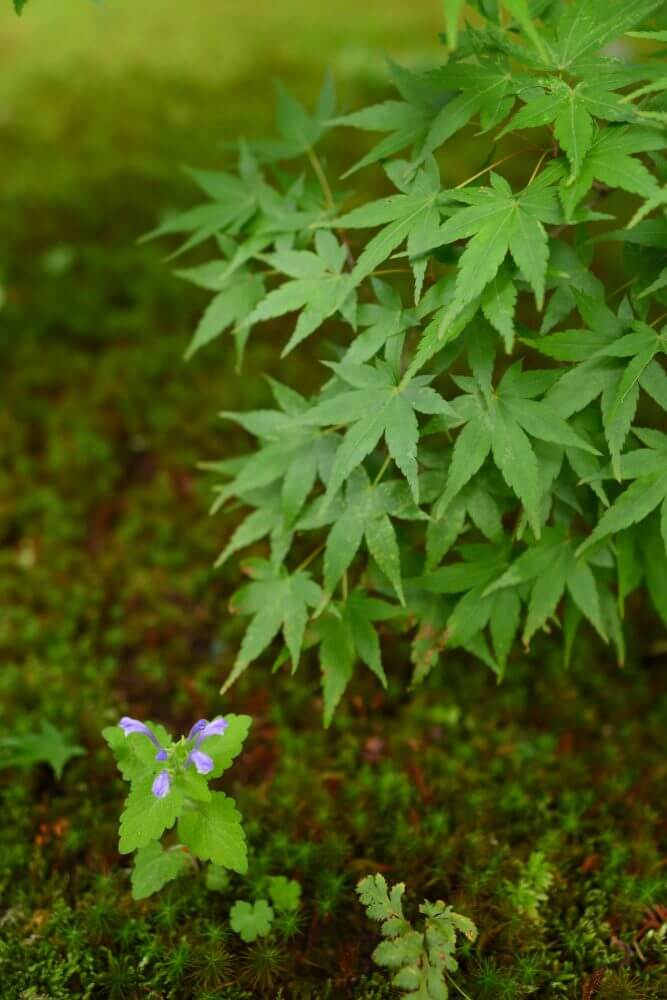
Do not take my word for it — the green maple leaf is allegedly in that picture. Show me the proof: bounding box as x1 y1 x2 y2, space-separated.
434 165 564 318
578 429 667 555
247 230 353 354
559 126 663 218
301 464 426 602
443 0 466 49
553 0 664 68
130 842 189 901
317 588 401 725
487 527 608 644
438 351 598 535
332 157 445 301
411 540 515 672
230 899 274 942
426 473 505 570
213 489 293 570
539 239 604 334
0 722 85 780
213 377 337 536
304 359 458 505
144 145 267 256
535 298 667 478
176 248 265 363
343 279 416 364
331 58 503 177
178 792 248 873
250 75 335 162
224 558 322 691
499 78 639 180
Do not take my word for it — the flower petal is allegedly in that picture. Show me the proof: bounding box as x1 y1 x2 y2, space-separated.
151 770 171 799
188 750 214 775
119 716 163 751
201 716 228 740
187 719 208 741
119 716 153 738
155 748 169 762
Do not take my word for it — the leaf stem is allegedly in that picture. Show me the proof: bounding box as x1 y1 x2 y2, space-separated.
307 146 335 211
527 149 549 186
373 455 392 485
295 541 326 573
444 971 475 1000
454 150 523 190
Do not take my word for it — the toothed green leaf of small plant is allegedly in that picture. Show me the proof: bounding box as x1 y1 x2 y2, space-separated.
357 874 477 997
230 899 275 942
267 876 302 913
130 842 190 900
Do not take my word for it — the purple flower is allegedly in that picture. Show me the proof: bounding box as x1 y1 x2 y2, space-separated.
119 716 163 752
152 770 171 799
199 716 228 740
117 714 228 799
187 749 214 775
187 719 208 741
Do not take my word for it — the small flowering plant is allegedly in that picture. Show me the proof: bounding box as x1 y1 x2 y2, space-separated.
103 712 251 899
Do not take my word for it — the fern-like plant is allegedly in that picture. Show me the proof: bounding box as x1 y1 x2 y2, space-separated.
154 0 667 722
357 873 477 999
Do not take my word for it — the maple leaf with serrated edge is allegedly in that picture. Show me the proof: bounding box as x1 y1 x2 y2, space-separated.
343 278 417 364
249 74 335 162
245 230 354 355
426 473 505 570
433 165 565 320
498 78 640 181
213 376 337 535
317 589 402 725
560 125 664 218
553 0 664 69
303 358 458 507
0 722 85 780
330 157 446 303
577 428 667 556
408 540 516 673
533 295 667 478
332 59 513 176
299 465 426 602
436 342 598 536
224 558 322 692
175 244 265 364
486 526 608 645
143 145 268 257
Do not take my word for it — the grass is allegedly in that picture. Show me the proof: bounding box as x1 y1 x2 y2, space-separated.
1 1 666 997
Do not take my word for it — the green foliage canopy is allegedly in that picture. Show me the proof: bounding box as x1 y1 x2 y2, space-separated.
157 0 667 722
